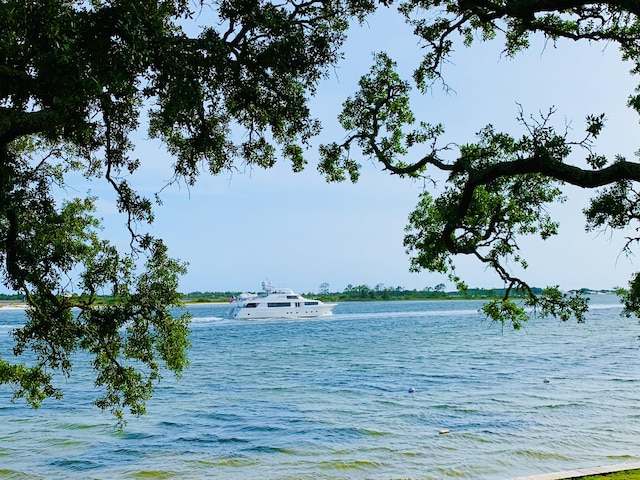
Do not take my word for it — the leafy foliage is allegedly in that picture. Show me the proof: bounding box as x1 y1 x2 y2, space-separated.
2 0 640 420
319 1 640 328
0 0 378 424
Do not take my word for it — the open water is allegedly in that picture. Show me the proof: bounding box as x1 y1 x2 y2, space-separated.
1 296 639 479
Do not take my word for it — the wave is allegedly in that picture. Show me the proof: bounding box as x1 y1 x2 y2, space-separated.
588 302 624 310
190 316 227 323
188 300 622 326
330 308 482 322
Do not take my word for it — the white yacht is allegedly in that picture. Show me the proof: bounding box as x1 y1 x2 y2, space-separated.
228 281 337 319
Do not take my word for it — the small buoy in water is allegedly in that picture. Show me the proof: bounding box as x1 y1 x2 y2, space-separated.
408 387 416 393
544 377 550 383
439 429 450 435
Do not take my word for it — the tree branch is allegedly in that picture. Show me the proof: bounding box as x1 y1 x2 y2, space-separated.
0 108 61 144
470 156 640 189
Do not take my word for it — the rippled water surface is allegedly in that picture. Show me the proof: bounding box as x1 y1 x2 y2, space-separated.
1 297 640 479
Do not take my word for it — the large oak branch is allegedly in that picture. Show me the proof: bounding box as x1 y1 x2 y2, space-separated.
0 108 61 145
461 0 640 21
468 156 640 188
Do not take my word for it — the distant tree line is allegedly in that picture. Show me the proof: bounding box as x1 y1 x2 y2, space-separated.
168 285 603 303
0 287 610 305
0 293 25 301
180 291 240 303
313 284 546 302
175 284 540 303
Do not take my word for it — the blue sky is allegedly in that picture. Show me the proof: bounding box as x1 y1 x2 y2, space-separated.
24 8 640 295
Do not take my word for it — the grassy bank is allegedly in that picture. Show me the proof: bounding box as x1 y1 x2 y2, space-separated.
563 469 640 479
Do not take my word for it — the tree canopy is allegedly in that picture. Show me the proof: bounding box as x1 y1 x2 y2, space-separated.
1 0 639 421
320 1 640 327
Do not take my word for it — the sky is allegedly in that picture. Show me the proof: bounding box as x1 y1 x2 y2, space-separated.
15 6 640 295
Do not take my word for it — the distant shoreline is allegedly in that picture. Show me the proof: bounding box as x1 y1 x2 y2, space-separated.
0 292 620 312
0 301 27 310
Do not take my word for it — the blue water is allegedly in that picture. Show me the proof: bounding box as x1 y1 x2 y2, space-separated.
1 297 639 479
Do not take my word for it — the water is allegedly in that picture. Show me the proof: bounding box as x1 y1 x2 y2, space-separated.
1 296 639 479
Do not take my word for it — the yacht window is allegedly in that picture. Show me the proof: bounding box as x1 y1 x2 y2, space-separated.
267 302 291 307
286 295 300 299
304 301 319 306
245 303 258 308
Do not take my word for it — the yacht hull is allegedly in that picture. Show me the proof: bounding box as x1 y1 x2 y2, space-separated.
229 303 336 319
227 282 337 319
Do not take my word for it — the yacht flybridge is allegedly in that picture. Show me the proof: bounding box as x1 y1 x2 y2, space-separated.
228 281 337 319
